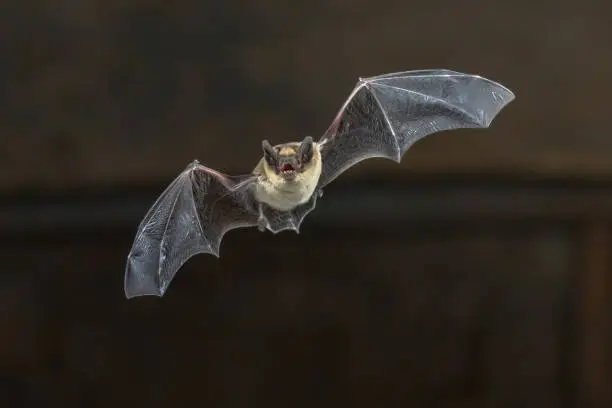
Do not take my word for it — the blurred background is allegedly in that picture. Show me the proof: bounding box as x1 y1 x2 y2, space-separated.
1 0 611 407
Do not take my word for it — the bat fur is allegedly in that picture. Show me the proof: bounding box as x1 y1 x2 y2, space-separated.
252 137 323 213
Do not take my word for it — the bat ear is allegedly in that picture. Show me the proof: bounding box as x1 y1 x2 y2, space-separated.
299 136 314 162
301 136 313 145
262 140 276 164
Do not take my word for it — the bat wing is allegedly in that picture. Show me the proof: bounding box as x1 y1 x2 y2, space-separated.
124 160 259 298
316 69 515 188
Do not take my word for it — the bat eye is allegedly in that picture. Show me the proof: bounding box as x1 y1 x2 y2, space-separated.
265 154 275 166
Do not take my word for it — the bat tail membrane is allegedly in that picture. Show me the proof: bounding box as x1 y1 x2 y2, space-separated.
260 191 319 235
124 162 257 299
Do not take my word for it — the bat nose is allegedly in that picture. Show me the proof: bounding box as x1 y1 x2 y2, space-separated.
279 156 297 166
278 156 298 173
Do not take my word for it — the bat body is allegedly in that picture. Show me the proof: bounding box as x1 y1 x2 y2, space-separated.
252 139 323 214
124 69 516 298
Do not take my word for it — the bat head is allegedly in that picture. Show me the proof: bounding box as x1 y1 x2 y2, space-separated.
262 136 315 181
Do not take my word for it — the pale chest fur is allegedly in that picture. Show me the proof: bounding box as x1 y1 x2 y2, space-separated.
254 158 322 212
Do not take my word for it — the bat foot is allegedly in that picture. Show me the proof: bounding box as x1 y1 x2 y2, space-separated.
257 217 267 232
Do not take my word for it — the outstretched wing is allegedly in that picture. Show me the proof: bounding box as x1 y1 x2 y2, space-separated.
124 160 258 298
316 69 515 188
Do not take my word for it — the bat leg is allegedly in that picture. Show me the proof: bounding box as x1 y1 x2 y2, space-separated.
257 202 267 232
257 217 267 232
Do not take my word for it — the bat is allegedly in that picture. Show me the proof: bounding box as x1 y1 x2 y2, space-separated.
124 69 515 298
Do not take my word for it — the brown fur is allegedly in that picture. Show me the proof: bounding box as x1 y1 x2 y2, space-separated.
252 141 323 211
278 145 297 156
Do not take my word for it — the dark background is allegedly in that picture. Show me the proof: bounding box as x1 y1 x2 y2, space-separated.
1 1 611 407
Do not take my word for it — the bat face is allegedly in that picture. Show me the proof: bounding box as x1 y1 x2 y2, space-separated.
262 136 315 182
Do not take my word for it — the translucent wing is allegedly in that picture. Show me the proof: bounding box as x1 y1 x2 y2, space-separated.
317 69 515 187
261 192 319 234
124 160 258 298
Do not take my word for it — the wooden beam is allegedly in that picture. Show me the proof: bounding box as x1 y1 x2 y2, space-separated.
578 222 612 408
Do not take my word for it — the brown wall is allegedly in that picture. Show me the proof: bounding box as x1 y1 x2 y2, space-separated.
2 0 612 192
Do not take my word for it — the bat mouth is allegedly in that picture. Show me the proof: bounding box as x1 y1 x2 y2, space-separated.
279 163 296 176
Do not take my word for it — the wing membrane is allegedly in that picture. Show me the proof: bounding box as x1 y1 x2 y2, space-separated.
124 161 258 298
317 69 515 187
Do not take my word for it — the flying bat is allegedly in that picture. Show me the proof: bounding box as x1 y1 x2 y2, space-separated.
124 69 515 298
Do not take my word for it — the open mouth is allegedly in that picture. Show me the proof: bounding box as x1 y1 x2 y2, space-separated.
279 163 295 176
